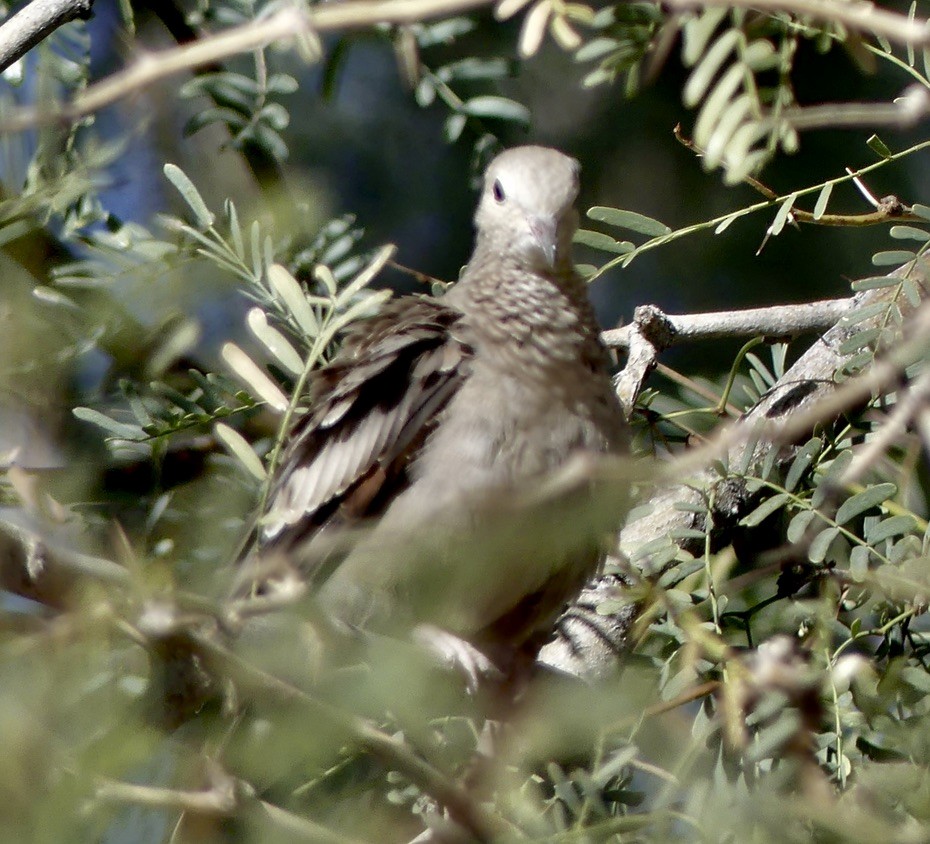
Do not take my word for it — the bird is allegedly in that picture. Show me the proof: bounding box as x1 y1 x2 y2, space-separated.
250 145 629 677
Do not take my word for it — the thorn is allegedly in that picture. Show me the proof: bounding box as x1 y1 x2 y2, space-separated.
845 167 881 209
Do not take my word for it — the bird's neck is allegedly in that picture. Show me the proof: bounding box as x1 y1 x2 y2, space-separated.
446 243 605 375
452 238 586 309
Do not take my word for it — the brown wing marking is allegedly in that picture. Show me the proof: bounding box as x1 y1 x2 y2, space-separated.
261 298 471 547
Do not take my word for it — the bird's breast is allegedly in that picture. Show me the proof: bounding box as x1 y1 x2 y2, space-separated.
412 361 622 493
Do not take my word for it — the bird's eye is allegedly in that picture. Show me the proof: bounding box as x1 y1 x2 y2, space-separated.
492 179 505 203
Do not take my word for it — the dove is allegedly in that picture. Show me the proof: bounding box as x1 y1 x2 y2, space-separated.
255 145 628 673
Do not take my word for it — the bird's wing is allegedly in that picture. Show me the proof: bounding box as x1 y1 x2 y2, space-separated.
260 297 472 548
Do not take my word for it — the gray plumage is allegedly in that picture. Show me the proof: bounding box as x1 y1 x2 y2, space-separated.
258 146 628 665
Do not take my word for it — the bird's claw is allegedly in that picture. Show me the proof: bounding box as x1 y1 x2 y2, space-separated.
413 624 504 694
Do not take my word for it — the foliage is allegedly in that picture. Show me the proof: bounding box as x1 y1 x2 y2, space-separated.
1 1 930 843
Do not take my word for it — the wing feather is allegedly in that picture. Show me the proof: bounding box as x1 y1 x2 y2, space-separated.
261 298 472 547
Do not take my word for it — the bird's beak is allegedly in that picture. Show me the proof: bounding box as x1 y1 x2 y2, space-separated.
527 214 558 269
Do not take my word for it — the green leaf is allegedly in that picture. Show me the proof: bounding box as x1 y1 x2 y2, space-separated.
743 38 778 70
682 7 729 66
226 200 245 260
902 278 923 308
683 28 740 107
221 343 288 413
836 350 874 379
759 444 779 481
872 250 916 267
73 407 145 440
911 203 930 222
247 308 304 376
787 509 816 543
338 244 396 302
415 78 436 107
418 15 475 46
267 264 319 337
851 275 899 291
714 209 750 234
740 493 790 527
164 163 214 228
890 225 929 242
837 327 880 355
267 73 299 95
769 193 797 236
747 710 801 761
866 134 893 159
436 57 510 82
808 527 839 563
866 514 917 545
813 182 833 220
250 122 289 161
575 37 620 63
573 229 634 254
704 94 752 169
587 206 671 236
840 301 892 327
630 534 676 563
693 62 745 149
901 666 930 694
33 286 79 310
849 544 870 581
259 103 290 132
835 483 896 525
460 96 530 125
785 438 822 492
215 422 266 481
329 289 392 335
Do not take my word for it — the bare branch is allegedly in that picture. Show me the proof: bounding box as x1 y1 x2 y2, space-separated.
543 262 930 678
782 85 930 133
0 0 93 73
189 631 510 843
841 366 930 484
0 0 496 134
605 298 854 412
95 772 237 815
95 771 366 844
674 126 924 228
603 298 854 350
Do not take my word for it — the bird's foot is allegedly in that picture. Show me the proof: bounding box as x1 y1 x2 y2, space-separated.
412 624 504 694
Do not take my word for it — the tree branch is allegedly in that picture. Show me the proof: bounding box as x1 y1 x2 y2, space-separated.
603 298 853 350
542 261 930 678
604 298 853 413
0 0 497 133
189 631 510 843
0 0 93 73
95 771 368 844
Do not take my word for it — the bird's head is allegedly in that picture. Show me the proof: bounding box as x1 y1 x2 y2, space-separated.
474 145 581 273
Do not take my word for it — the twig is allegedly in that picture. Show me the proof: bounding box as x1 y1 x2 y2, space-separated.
841 363 930 484
0 0 93 73
781 85 930 133
95 773 237 815
678 297 930 478
587 137 930 281
674 126 921 227
191 631 510 843
542 262 930 678
663 0 930 47
603 298 853 350
0 0 496 134
656 363 742 417
94 772 369 844
606 298 853 412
